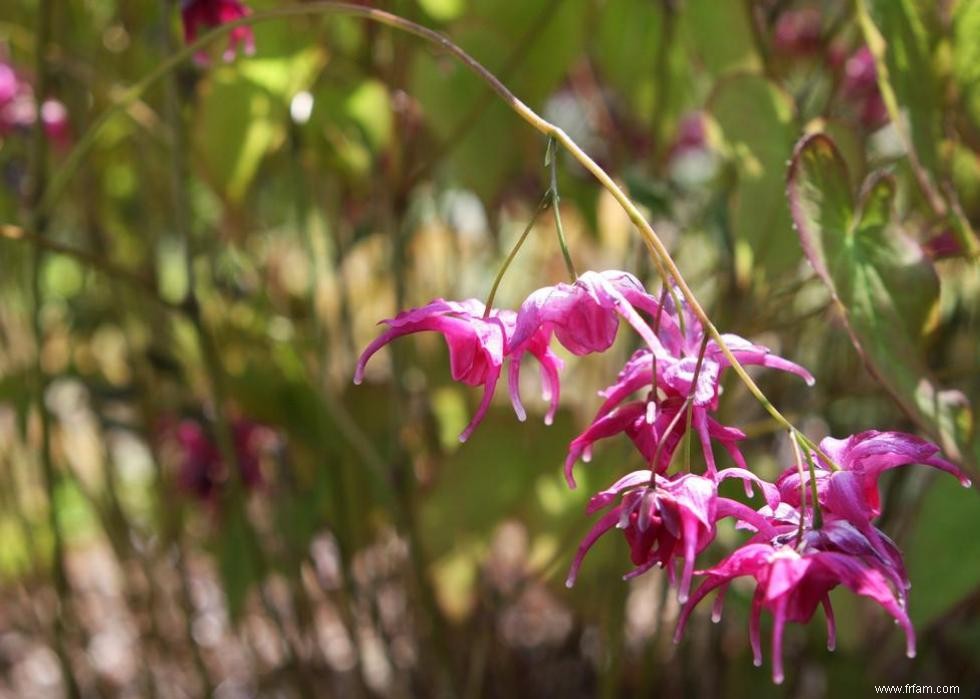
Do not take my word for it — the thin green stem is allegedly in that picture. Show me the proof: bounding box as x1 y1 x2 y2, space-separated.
800 435 824 530
789 432 808 545
682 335 710 471
0 224 187 313
547 136 577 280
483 193 551 317
26 0 82 695
160 12 311 693
648 397 692 486
37 0 835 466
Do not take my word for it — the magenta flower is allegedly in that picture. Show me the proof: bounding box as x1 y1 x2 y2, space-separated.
921 229 963 260
841 47 888 128
562 396 748 487
355 299 561 442
655 291 815 385
39 99 70 148
675 530 915 684
562 322 812 484
0 61 16 106
169 418 268 501
508 270 664 357
772 8 823 56
566 469 777 603
0 58 69 146
181 0 255 64
776 430 972 519
668 111 709 161
506 318 564 426
738 505 911 605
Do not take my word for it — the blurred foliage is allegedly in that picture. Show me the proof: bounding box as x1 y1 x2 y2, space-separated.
0 0 978 697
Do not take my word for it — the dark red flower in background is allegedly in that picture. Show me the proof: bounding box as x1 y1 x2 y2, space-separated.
772 8 823 56
166 418 270 502
841 47 888 129
180 0 256 64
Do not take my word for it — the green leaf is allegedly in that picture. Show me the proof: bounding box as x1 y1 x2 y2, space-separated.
858 0 942 207
194 49 324 202
194 71 283 203
710 74 798 283
409 0 588 198
905 475 980 625
215 505 263 621
953 0 980 132
419 0 468 22
787 133 976 470
681 0 759 76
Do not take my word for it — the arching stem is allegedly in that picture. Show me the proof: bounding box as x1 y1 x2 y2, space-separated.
35 1 835 466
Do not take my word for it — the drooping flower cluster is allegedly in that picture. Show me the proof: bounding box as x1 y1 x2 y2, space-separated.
180 0 256 65
354 269 972 684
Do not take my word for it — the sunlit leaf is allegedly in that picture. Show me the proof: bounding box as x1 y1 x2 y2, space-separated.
711 73 798 284
787 133 976 470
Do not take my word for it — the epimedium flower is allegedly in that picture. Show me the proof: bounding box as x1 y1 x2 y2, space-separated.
675 528 916 685
655 289 816 386
776 430 972 520
737 504 911 607
180 0 256 65
562 325 812 484
565 468 778 603
506 317 564 426
508 270 665 357
354 299 561 442
562 396 748 487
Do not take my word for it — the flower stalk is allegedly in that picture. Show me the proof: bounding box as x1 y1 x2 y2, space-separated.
30 1 833 464
483 192 551 318
546 136 577 281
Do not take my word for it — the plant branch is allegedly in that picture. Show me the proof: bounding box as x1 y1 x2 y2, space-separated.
40 1 831 462
25 1 81 695
1 224 187 313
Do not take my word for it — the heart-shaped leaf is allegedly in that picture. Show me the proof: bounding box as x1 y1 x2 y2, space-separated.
787 133 976 472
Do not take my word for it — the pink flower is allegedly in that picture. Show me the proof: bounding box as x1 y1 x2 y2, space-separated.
668 111 709 160
180 0 255 64
922 229 964 260
40 99 70 148
842 47 877 95
562 319 812 484
675 527 915 684
0 58 69 146
0 61 17 106
566 469 777 603
506 317 564 426
655 291 815 385
509 270 664 357
562 396 748 487
169 418 268 501
776 430 972 519
772 8 823 56
841 47 888 129
354 299 560 442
